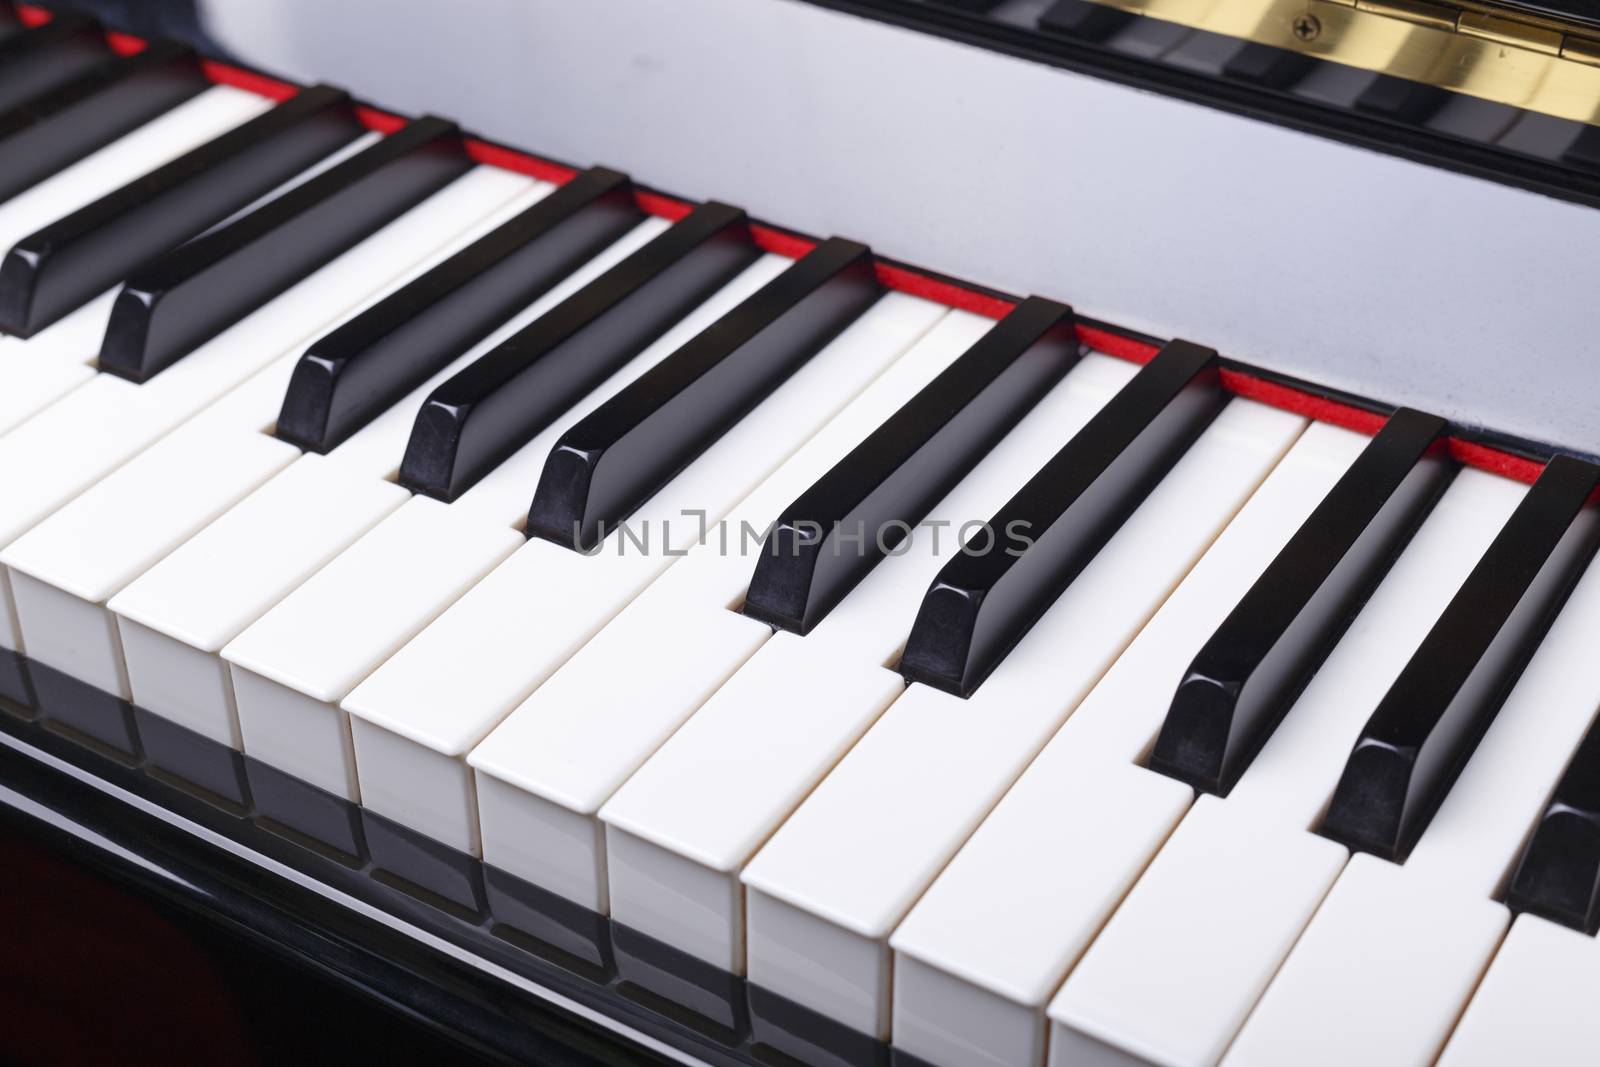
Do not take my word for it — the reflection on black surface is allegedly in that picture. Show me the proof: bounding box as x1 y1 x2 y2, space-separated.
0 648 889 1067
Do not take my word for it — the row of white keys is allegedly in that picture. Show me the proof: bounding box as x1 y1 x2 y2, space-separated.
885 420 1364 1067
217 251 788 803
594 349 1144 983
1226 538 1600 1067
465 310 996 914
0 164 536 653
0 86 273 433
340 289 947 854
0 177 552 702
726 396 1302 1041
1045 467 1526 1067
110 210 668 751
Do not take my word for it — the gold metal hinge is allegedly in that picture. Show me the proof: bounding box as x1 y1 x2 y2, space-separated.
1081 0 1600 125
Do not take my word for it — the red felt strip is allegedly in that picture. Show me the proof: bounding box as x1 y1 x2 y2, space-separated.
1219 368 1389 437
750 224 816 260
1447 439 1545 484
15 4 48 27
464 139 578 184
1078 323 1159 364
104 29 143 55
200 60 298 101
354 105 406 134
633 189 693 221
874 262 1016 320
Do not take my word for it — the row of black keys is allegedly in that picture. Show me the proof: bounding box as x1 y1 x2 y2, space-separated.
3 13 1598 937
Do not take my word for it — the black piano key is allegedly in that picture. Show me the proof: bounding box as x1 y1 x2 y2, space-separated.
275 166 642 454
527 237 881 551
1038 0 1138 41
0 40 206 207
399 201 759 502
0 14 110 115
1354 74 1451 124
99 115 472 384
742 296 1080 636
1321 455 1600 863
0 83 364 340
1506 717 1600 934
1149 409 1455 796
900 339 1226 697
1221 43 1317 90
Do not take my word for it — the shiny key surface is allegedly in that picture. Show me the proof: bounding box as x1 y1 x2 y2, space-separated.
0 14 111 115
741 295 1078 636
0 39 205 206
1150 408 1452 795
275 166 641 453
398 201 759 502
1506 697 1600 933
1321 455 1600 862
97 113 476 382
0 84 364 338
528 236 880 550
899 338 1226 697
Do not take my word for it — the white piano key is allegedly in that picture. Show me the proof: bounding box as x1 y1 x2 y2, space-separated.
888 422 1368 1067
0 165 534 649
1222 857 1506 1067
343 291 944 854
1222 537 1600 1067
0 569 18 653
223 495 523 800
1047 469 1525 1067
111 454 408 747
1438 915 1600 1067
0 292 113 435
597 352 1148 990
1 424 298 697
605 631 904 973
467 309 995 913
109 208 666 750
737 398 1302 1039
221 252 790 800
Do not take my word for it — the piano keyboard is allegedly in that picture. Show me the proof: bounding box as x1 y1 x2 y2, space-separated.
2 12 1599 1067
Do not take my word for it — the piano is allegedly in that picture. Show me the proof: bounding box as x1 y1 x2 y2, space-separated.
2 0 1600 1063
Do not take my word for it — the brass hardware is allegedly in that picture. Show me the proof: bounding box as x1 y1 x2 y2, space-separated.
1077 0 1600 126
1354 0 1456 32
1458 10 1562 54
1563 35 1600 68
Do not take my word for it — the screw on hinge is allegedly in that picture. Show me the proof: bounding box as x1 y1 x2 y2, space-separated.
1292 12 1322 40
